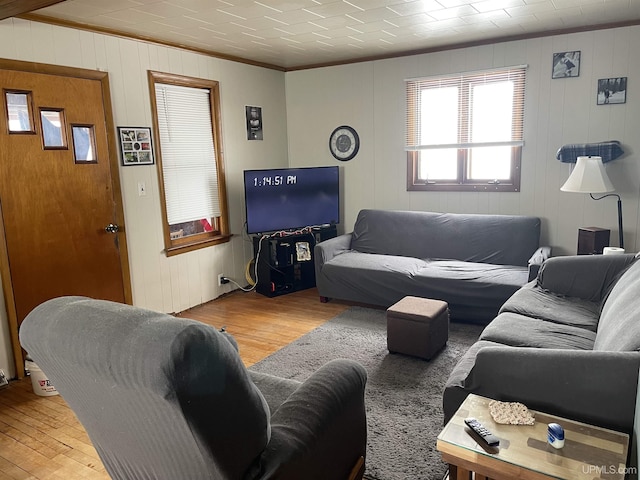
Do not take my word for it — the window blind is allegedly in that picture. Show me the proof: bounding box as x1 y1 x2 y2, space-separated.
405 65 526 151
155 83 220 225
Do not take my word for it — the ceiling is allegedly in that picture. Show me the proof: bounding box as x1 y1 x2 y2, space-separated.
14 0 640 70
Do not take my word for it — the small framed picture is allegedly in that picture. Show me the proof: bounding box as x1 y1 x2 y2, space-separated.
597 77 627 105
552 51 580 78
118 127 154 165
245 106 263 140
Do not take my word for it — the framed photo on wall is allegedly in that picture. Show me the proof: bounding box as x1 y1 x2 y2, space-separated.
597 77 627 105
552 51 580 78
118 127 154 165
245 106 263 140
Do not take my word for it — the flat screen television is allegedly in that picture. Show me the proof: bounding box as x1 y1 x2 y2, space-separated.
244 166 339 234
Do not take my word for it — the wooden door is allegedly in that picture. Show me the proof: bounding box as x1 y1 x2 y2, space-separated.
0 61 131 375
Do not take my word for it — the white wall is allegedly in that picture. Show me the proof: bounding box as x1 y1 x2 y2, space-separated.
0 18 288 378
286 26 640 255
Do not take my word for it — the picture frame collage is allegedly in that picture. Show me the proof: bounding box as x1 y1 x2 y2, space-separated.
118 127 154 166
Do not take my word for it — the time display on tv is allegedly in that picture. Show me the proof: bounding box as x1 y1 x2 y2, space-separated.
252 175 297 187
244 166 339 234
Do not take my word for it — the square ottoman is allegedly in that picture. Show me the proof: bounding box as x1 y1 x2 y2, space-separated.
386 296 449 360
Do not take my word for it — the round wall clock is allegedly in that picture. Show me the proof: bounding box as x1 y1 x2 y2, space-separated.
329 125 359 161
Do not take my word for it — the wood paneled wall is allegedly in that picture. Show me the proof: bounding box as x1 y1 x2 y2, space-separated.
0 18 289 377
286 26 640 257
1 18 639 378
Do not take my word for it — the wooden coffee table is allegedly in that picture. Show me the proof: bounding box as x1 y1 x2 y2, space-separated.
437 394 630 480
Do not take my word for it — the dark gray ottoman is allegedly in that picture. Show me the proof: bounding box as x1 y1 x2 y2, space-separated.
387 296 449 360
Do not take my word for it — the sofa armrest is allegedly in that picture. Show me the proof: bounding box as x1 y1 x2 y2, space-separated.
465 346 640 433
536 254 636 301
527 246 551 281
252 359 367 480
314 233 353 277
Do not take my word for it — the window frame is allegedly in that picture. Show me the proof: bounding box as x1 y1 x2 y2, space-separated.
39 107 68 150
148 71 230 256
71 123 98 163
4 89 36 135
406 66 526 192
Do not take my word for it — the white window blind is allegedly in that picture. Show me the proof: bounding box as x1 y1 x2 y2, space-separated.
155 83 220 225
405 65 526 151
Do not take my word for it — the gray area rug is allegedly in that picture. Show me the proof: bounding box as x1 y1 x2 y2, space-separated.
249 306 483 480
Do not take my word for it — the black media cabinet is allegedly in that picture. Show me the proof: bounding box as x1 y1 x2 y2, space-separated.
253 225 337 297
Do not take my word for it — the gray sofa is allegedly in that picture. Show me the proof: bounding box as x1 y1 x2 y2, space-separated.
315 209 547 323
443 253 640 434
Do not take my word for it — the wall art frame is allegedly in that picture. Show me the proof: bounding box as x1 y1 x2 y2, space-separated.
245 105 263 140
552 51 581 78
118 126 154 166
597 77 627 105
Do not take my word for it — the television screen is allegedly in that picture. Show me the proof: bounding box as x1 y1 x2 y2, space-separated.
244 166 339 234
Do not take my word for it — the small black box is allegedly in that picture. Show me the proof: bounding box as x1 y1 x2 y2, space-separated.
577 227 610 255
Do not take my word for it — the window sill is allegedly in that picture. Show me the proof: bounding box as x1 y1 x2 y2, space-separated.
164 233 232 257
408 183 520 192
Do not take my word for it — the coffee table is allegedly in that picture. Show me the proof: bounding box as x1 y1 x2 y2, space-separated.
437 394 630 480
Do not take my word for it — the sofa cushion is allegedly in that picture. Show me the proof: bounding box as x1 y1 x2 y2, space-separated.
320 251 527 321
536 254 635 301
322 250 427 283
415 259 528 304
350 209 540 266
480 312 596 350
595 258 640 351
499 282 600 332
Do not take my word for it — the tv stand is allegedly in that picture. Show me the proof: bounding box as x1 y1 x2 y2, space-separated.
253 225 337 297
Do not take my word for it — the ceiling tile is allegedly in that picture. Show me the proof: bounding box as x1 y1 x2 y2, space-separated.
385 1 441 16
428 5 480 20
505 1 556 18
471 0 526 14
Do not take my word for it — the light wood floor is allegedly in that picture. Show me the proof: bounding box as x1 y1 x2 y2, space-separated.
0 288 352 480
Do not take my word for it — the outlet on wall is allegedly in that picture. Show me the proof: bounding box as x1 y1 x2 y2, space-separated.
217 274 229 286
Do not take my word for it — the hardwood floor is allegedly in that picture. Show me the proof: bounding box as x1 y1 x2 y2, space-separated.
0 288 351 479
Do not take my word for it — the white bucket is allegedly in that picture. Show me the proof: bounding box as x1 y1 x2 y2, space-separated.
25 360 58 397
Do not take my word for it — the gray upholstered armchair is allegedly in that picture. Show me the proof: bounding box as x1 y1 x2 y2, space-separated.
20 296 367 480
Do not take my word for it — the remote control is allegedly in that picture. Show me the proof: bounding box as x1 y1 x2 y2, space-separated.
464 417 500 447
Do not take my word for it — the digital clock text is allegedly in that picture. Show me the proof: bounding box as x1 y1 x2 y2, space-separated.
253 175 297 187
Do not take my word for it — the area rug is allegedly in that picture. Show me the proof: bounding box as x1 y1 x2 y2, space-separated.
249 306 483 480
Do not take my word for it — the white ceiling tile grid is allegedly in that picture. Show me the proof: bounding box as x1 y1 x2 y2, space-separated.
24 0 640 69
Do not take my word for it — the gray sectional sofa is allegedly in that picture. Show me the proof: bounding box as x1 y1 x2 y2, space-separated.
443 253 640 434
315 209 548 323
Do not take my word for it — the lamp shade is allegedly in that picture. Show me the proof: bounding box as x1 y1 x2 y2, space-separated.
560 156 615 193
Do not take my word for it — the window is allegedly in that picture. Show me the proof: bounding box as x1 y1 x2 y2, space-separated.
405 65 526 192
71 124 97 163
40 108 67 149
148 71 230 256
4 90 35 133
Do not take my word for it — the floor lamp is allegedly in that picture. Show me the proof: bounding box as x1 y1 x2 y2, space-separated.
560 156 624 249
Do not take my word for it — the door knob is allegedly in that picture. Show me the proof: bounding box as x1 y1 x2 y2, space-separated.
105 223 119 233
